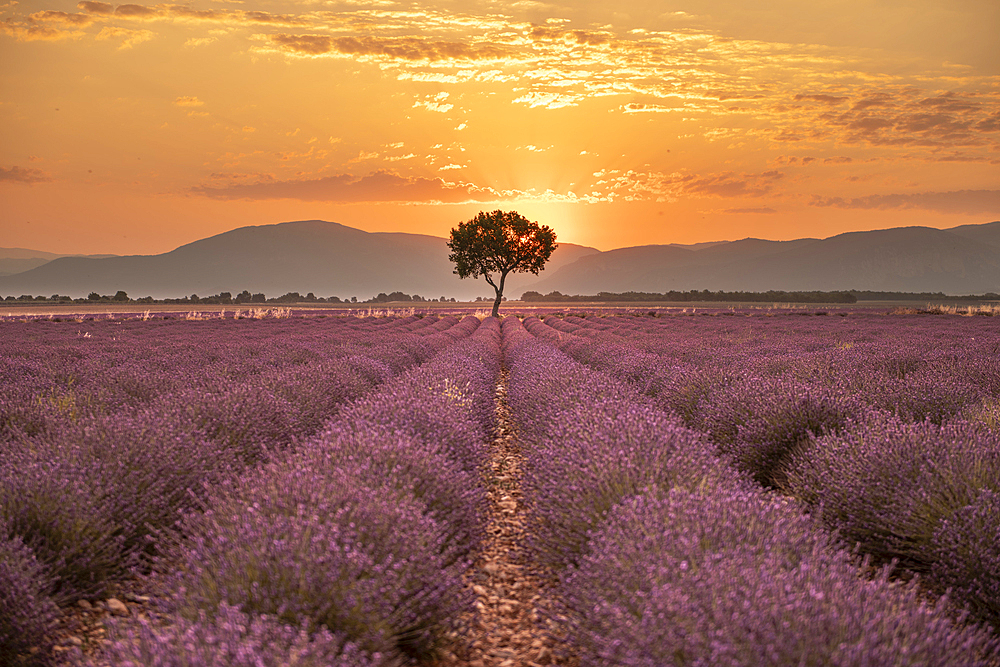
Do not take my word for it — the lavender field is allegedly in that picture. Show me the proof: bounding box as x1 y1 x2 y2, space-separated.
2 308 999 666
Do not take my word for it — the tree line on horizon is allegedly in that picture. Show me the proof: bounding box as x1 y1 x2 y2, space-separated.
4 288 1000 306
0 290 460 305
520 289 1000 304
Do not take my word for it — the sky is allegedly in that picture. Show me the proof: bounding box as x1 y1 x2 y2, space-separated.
1 0 999 255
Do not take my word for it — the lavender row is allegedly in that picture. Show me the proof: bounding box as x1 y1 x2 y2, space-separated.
526 313 1000 628
93 317 501 665
502 317 998 664
784 412 1000 627
0 313 461 439
0 315 481 664
501 316 739 571
565 485 998 666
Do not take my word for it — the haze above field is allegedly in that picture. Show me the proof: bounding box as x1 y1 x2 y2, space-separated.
2 1 998 255
2 219 998 299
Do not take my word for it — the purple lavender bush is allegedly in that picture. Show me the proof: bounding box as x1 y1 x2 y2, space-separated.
303 428 486 564
330 329 500 474
0 522 59 666
930 488 1000 627
785 411 1000 626
699 376 858 488
560 486 1000 666
0 408 245 601
785 412 1000 568
0 446 125 603
160 461 469 660
502 317 742 569
91 603 394 667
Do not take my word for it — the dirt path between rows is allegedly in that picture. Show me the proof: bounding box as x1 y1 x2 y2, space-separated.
437 370 574 667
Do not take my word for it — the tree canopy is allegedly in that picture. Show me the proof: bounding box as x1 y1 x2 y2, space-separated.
447 210 557 317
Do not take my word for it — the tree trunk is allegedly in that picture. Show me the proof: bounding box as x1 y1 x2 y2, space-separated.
491 270 508 318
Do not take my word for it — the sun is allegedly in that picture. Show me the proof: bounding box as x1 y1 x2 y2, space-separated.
504 201 580 247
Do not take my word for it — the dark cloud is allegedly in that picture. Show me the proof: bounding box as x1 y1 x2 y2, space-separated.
818 90 999 148
811 190 1000 215
73 2 309 25
675 170 785 198
267 33 510 60
0 166 52 184
851 93 895 111
1 17 82 40
245 11 312 26
975 113 1000 132
191 169 500 203
114 4 161 18
77 1 114 15
794 94 847 105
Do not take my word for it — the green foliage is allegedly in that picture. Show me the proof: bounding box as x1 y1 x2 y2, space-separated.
447 210 556 315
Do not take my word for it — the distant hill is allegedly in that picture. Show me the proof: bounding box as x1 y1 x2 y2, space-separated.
944 220 1000 248
524 223 1000 296
2 220 998 299
0 221 598 300
0 248 118 278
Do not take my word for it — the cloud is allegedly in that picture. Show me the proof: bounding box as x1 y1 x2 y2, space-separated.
191 169 501 203
72 2 310 26
811 190 1000 215
76 1 113 15
28 10 96 26
622 102 673 113
794 94 847 105
174 96 204 106
112 3 162 18
95 25 154 48
814 89 999 149
673 170 785 198
722 207 777 214
1 17 85 40
263 33 511 60
184 36 216 47
512 91 582 109
0 165 52 184
529 25 612 46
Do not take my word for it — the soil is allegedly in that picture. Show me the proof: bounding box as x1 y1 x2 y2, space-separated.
434 370 575 667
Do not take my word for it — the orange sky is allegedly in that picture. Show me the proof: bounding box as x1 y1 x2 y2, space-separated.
2 0 999 254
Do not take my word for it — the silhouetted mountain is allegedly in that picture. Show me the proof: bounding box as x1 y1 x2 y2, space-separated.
3 220 998 299
0 221 597 300
945 221 1000 249
525 224 1000 296
0 248 119 278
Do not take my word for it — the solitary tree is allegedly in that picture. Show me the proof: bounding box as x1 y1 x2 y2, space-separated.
447 210 557 318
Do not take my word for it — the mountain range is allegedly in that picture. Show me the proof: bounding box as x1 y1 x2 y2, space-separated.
0 249 118 278
1 219 998 299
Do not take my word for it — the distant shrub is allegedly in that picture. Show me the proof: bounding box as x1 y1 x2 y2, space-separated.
862 373 984 424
